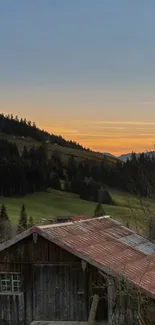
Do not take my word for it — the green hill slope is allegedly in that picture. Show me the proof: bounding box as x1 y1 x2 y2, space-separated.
0 188 152 233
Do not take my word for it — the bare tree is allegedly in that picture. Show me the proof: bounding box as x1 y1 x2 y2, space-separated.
92 269 155 325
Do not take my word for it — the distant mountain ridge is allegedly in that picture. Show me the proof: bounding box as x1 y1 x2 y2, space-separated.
102 150 155 162
118 151 155 162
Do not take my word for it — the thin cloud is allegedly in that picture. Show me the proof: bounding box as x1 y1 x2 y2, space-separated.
90 126 125 130
45 126 79 135
136 127 155 130
143 101 155 105
139 133 155 136
67 120 155 126
87 121 155 126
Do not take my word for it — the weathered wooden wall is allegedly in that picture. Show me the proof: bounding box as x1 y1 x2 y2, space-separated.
0 294 25 325
0 234 79 266
0 235 90 325
33 264 87 321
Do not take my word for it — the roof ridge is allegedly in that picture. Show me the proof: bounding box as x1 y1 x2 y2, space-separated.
38 215 111 229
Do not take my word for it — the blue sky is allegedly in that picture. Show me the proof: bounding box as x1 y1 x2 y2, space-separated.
0 0 155 154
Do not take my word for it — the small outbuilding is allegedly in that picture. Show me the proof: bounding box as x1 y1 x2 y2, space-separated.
0 216 155 325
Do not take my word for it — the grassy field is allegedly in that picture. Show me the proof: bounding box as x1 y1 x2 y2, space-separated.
0 133 118 165
0 188 154 234
0 133 153 232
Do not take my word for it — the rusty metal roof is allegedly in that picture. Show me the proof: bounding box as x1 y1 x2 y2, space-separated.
71 216 92 221
55 216 92 222
1 216 155 297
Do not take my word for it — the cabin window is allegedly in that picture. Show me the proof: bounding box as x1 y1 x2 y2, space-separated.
0 273 21 294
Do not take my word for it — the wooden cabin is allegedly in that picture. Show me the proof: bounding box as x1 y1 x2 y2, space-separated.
0 216 155 325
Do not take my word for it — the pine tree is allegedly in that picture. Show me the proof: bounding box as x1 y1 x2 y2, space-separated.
148 215 155 241
67 156 77 181
27 216 34 228
94 203 105 218
102 189 114 205
0 204 12 243
0 204 8 220
17 204 27 234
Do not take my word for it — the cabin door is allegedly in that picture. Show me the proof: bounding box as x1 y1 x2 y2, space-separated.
33 264 87 321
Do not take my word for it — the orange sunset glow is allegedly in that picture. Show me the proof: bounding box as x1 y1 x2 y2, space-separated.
42 121 155 155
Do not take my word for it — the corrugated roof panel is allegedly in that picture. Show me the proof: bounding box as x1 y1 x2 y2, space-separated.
71 216 92 221
136 242 155 255
106 226 132 239
120 233 147 246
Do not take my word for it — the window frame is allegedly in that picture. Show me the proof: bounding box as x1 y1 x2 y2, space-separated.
0 272 21 295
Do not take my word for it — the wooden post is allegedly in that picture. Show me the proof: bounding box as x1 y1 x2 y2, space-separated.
88 294 99 325
108 278 115 325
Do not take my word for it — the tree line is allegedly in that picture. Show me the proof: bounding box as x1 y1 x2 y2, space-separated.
0 139 49 196
1 137 155 200
0 201 106 244
61 152 155 200
0 113 88 151
0 203 34 243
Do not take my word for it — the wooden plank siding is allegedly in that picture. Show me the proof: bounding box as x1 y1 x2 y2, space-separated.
0 235 80 266
0 234 92 324
33 265 87 321
0 294 25 325
0 234 109 324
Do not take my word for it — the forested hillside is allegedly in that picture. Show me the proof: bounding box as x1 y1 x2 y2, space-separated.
0 113 87 150
0 136 155 200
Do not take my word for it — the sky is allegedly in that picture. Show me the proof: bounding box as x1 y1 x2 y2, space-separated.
1 1 155 155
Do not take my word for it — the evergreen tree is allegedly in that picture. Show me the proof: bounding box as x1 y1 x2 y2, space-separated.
94 203 105 217
17 204 27 234
64 178 71 192
148 215 155 241
0 204 12 243
125 221 130 229
67 156 77 181
0 204 8 220
98 186 105 203
27 216 34 228
102 189 114 205
50 175 61 190
22 145 29 159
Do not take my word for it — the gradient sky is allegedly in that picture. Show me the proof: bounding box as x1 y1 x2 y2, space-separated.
1 1 155 155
